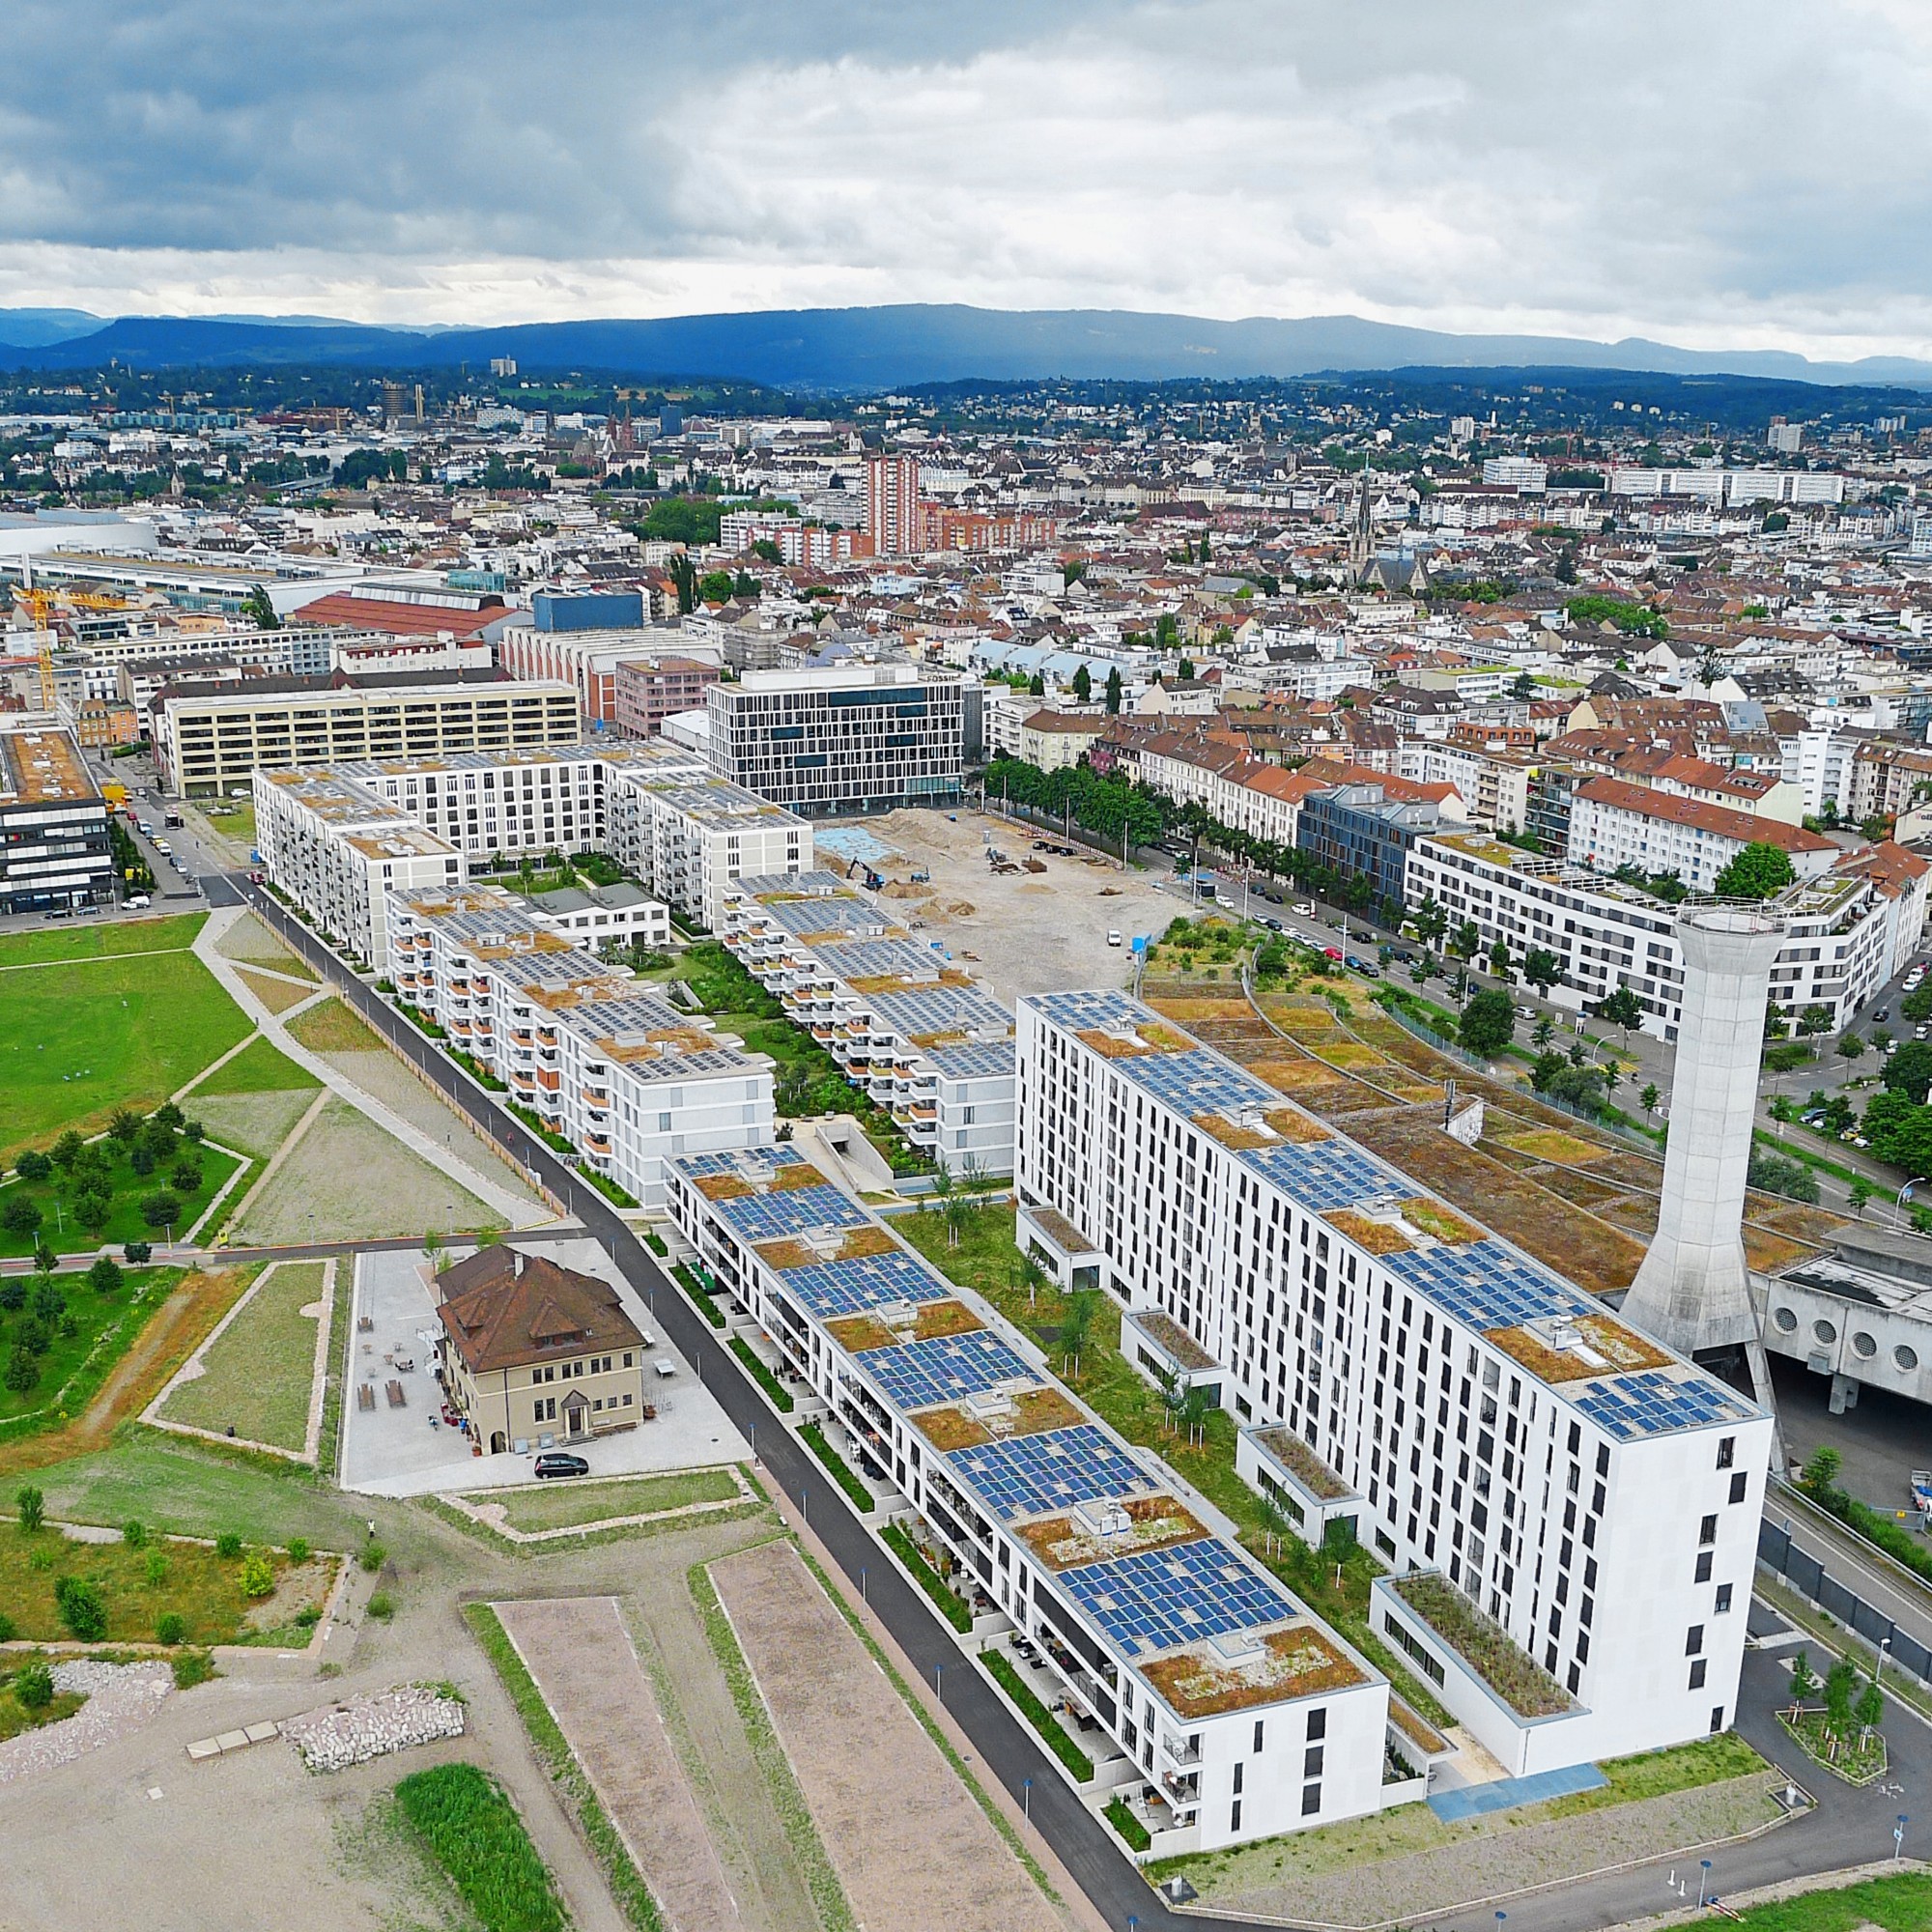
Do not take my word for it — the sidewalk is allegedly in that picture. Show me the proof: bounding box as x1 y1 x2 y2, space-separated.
188 906 551 1231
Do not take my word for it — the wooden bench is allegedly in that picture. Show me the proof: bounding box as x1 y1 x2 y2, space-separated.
384 1379 406 1408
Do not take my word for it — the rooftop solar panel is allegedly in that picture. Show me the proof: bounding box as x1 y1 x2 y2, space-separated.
1055 1537 1300 1658
855 1329 1037 1410
1574 1370 1754 1441
778 1251 951 1319
713 1184 869 1241
946 1426 1158 1522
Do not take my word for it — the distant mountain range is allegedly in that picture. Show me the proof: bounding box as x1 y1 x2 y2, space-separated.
1 301 1928 392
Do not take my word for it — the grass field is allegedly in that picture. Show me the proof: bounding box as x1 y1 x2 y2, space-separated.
156 1261 327 1454
0 1517 311 1645
190 1033 322 1098
234 967 317 1014
0 913 207 968
1719 1872 1932 1932
0 1268 180 1432
475 1465 740 1533
0 1132 244 1259
0 930 252 1161
0 1658 85 1741
285 995 384 1055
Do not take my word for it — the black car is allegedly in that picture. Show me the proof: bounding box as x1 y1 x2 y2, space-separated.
533 1450 589 1479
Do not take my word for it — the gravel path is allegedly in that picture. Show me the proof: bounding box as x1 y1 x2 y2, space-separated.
0 1661 172 1785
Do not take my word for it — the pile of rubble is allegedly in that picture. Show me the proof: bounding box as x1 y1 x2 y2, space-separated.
282 1683 465 1773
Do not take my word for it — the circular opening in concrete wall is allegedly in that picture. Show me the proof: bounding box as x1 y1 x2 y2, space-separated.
1812 1319 1838 1344
1773 1306 1798 1331
1852 1330 1877 1358
1897 1344 1919 1373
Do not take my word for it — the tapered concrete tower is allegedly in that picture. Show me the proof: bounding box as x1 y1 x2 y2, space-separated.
1622 906 1784 1358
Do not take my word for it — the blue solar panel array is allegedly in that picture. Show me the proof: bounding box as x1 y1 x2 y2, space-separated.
712 1183 869 1242
945 1425 1158 1522
1572 1370 1754 1441
779 1251 950 1320
674 1147 808 1180
1056 1537 1302 1658
1381 1240 1596 1332
1240 1139 1400 1213
857 1329 1037 1411
1130 1049 1276 1120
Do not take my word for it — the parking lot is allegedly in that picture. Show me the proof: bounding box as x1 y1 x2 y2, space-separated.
824 806 1179 1006
339 1240 750 1498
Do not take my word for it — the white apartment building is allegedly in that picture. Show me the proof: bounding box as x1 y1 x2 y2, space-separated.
607 774 810 931
667 1145 1393 1853
1130 735 1327 849
154 675 582 796
1398 742 1534 833
705 666 964 816
388 883 772 1208
1404 832 1926 1037
1568 777 1837 894
1015 990 1773 1778
1480 458 1548 493
719 872 1016 1173
253 766 465 967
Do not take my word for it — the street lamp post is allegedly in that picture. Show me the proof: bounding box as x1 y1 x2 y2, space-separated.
1698 1861 1713 1907
1896 1814 1909 1861
1022 1776 1033 1822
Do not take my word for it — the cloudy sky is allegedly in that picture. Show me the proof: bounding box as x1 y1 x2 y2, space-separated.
3 0 1928 358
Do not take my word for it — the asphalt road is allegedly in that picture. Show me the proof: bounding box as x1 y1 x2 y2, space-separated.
235 870 1930 1932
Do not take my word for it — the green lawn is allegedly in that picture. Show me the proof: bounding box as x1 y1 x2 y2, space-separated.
0 1518 316 1645
0 1268 181 1431
0 1659 86 1741
0 943 252 1160
0 913 207 968
1544 1733 1768 1815
156 1261 327 1453
394 1762 567 1932
477 1466 740 1533
284 995 385 1055
0 1132 244 1258
24 1435 375 1548
1720 1873 1932 1932
190 1033 322 1098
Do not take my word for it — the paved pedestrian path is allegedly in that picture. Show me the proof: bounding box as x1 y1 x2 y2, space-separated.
188 907 548 1229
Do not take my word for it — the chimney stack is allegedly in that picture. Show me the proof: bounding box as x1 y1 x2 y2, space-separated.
1622 907 1783 1362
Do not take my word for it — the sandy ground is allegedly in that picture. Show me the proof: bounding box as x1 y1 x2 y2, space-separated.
319 1046 545 1212
712 1537 1066 1932
836 807 1179 1007
495 1597 748 1932
230 1096 497 1246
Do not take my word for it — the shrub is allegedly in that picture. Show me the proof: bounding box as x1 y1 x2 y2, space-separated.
0 1611 14 1642
54 1576 107 1641
799 1421 874 1513
287 1537 310 1565
140 1190 182 1230
982 1652 1094 1780
213 1531 242 1558
145 1550 169 1588
240 1551 275 1599
123 1241 152 1264
728 1336 794 1413
14 1150 51 1183
87 1255 123 1295
882 1523 972 1633
172 1651 214 1690
1105 1794 1152 1853
1 1194 43 1237
0 1279 22 1313
360 1541 387 1574
295 1604 322 1630
122 1520 146 1548
156 1612 187 1646
171 1157 204 1194
367 1590 396 1621
128 1144 156 1179
28 1281 64 1325
4 1348 41 1395
12 1662 53 1713
14 1486 44 1534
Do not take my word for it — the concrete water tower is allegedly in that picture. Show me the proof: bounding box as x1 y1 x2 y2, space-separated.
1622 907 1785 1383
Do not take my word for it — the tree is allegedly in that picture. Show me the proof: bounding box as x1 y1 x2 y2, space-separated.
1058 1290 1098 1377
1255 1491 1294 1558
1104 666 1122 715
1028 671 1045 697
752 537 781 564
1713 841 1797 901
1640 1081 1660 1122
140 1190 182 1230
1 1195 42 1238
3 1349 38 1395
1862 1091 1932 1176
1523 948 1562 997
1451 919 1482 962
696 569 733 605
1177 657 1196 680
1835 1030 1865 1063
1824 1659 1858 1735
87 1255 123 1294
50 1130 82 1172
242 583 280 630
14 1485 44 1533
171 1155 203 1194
1848 1177 1873 1216
1072 665 1092 704
1797 1004 1834 1038
668 553 697 616
1854 1674 1885 1734
1882 1039 1932 1106
1488 938 1514 984
1801 1445 1843 1492
13 1150 50 1183
1459 988 1517 1059
1788 1648 1817 1706
1599 985 1645 1036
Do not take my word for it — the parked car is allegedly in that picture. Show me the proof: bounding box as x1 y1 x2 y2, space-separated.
1874 1007 1890 1023
533 1451 589 1479
1293 901 1315 917
1106 929 1123 947
1323 946 1343 961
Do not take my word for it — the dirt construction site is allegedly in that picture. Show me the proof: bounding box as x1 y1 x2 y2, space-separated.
819 807 1179 1006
